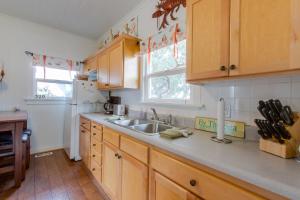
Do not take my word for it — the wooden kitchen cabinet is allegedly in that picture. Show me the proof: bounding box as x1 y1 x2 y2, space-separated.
150 171 200 200
84 56 98 74
79 126 91 169
102 142 120 200
95 34 140 90
120 152 148 200
229 0 300 76
187 0 300 82
186 0 230 81
98 52 110 89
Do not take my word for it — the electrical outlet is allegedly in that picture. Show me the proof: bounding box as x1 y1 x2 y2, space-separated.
225 103 231 118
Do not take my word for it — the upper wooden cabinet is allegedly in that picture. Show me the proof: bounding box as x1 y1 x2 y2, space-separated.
98 52 110 89
94 34 140 90
187 0 230 81
83 56 98 74
187 0 300 82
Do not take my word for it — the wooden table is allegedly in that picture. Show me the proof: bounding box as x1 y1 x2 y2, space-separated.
0 111 28 187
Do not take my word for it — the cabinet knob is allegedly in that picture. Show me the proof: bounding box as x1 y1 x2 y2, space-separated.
105 84 109 86
115 153 118 157
229 65 236 70
93 155 96 157
190 179 197 187
93 133 96 136
81 130 85 133
93 144 96 146
92 168 95 171
93 126 96 128
117 155 122 159
220 66 227 71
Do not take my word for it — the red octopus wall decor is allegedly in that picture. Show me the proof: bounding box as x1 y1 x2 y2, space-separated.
152 0 186 30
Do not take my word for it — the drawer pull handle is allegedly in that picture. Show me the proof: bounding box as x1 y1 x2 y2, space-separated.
93 144 96 146
229 64 236 70
190 180 197 187
81 130 85 133
93 126 96 128
93 133 96 136
93 155 96 157
82 122 86 125
220 66 227 71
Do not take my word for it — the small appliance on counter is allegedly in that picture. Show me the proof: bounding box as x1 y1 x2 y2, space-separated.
104 92 121 115
113 104 126 116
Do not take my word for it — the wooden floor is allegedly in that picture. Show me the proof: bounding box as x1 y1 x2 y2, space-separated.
0 150 108 200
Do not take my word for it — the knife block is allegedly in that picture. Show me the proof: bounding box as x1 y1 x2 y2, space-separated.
259 113 300 159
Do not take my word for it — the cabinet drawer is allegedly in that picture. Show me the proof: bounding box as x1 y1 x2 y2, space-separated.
91 127 102 142
120 136 148 164
151 150 264 200
91 160 101 184
80 117 91 131
91 137 102 154
91 122 102 132
91 149 102 166
103 126 120 147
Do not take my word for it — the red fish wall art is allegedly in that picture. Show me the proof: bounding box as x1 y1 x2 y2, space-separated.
152 0 186 30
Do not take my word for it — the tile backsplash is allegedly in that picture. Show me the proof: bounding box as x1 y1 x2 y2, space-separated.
113 75 300 126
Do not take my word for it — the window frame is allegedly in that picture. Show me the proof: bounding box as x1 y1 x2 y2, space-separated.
32 66 75 100
142 42 200 105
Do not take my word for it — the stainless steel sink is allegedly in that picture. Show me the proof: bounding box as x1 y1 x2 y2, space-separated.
111 119 151 127
130 123 173 135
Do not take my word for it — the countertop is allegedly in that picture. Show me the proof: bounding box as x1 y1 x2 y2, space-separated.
81 113 300 199
0 111 28 122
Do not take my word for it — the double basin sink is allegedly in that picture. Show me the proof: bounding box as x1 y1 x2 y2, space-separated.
109 119 173 135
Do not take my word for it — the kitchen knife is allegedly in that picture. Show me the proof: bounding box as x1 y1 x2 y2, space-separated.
254 119 271 139
280 106 294 126
274 99 283 113
274 122 291 140
268 110 280 123
260 120 273 139
262 107 273 122
257 105 268 119
267 100 281 118
264 120 284 144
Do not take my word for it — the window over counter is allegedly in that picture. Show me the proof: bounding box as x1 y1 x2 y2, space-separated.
143 40 199 105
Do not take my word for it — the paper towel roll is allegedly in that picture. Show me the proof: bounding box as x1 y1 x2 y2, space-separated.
217 98 225 140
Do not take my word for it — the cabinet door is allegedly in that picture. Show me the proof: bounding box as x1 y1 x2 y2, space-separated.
109 42 124 88
230 0 300 76
84 57 98 74
98 53 110 89
102 142 120 200
151 171 200 200
187 0 230 81
79 128 90 169
120 152 148 200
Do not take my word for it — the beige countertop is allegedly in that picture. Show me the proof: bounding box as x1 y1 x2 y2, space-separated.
0 111 28 122
81 112 300 200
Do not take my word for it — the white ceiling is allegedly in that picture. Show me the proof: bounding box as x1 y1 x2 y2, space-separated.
0 0 142 39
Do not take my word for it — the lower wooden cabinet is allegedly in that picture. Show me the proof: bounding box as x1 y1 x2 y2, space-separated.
150 171 200 200
79 126 91 169
102 142 120 200
79 119 285 200
120 151 148 200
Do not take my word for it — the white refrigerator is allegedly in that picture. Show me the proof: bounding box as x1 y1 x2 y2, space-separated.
63 80 105 161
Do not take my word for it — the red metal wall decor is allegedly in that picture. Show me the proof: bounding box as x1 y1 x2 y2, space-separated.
152 0 186 30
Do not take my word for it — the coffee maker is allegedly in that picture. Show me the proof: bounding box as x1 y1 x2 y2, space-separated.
104 91 121 115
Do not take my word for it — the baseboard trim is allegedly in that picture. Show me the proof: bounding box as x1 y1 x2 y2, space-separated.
31 147 64 155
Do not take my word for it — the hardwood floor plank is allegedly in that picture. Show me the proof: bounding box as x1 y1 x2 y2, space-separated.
0 150 107 200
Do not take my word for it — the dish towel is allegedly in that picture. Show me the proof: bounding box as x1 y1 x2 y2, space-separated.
160 127 193 139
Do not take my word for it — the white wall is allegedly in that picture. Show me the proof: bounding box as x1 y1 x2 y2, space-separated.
98 0 300 127
0 13 97 153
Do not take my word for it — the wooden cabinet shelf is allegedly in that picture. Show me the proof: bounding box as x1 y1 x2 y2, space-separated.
187 0 300 83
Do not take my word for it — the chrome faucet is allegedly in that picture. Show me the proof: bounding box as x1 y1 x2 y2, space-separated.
150 108 159 121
